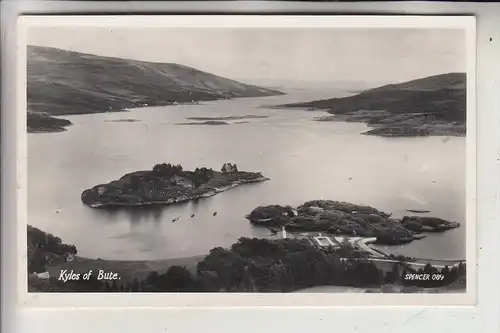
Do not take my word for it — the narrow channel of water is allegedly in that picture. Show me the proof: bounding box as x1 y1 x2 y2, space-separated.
28 89 465 260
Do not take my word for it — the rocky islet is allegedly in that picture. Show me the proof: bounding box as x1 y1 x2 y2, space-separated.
246 200 460 246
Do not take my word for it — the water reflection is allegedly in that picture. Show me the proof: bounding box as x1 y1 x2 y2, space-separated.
85 198 214 227
87 205 165 225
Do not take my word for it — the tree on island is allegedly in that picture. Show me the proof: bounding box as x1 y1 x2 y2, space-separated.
221 163 238 173
191 167 214 188
152 163 183 178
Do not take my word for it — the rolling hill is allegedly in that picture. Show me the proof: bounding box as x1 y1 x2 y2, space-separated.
280 73 466 137
27 45 282 132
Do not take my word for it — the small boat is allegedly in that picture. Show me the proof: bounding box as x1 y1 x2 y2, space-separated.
191 214 195 218
406 209 431 213
213 212 218 216
172 216 180 222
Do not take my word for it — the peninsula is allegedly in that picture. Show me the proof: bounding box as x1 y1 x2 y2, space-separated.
247 200 460 246
27 112 72 133
81 163 269 208
27 46 282 133
277 73 466 137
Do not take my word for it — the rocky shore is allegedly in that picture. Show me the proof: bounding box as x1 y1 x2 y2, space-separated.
81 163 269 208
246 200 460 246
314 110 466 137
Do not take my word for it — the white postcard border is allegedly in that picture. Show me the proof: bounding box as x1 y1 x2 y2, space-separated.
16 15 477 308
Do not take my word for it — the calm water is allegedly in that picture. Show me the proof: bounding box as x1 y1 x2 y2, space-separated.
28 89 466 260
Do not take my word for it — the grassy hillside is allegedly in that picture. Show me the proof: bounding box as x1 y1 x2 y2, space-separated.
27 46 282 131
281 73 466 137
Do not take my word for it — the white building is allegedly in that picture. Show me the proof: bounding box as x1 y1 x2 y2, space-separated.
35 272 50 279
281 226 287 239
312 235 341 249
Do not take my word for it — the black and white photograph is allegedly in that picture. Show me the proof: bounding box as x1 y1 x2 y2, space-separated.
21 16 475 299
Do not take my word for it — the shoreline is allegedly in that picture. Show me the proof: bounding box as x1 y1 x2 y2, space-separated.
83 175 270 208
270 73 466 138
29 222 466 292
265 106 466 138
247 200 460 246
314 110 465 138
38 240 465 292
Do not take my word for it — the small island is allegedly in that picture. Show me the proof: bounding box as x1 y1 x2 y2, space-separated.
81 162 269 208
175 121 230 126
246 200 460 246
176 115 268 126
186 115 268 121
105 119 140 123
406 209 431 214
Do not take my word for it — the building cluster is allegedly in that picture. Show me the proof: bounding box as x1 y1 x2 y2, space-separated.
280 226 342 249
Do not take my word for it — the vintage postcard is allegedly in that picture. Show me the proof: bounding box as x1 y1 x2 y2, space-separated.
17 15 476 307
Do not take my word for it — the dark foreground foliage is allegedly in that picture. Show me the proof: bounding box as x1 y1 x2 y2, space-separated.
27 225 77 274
29 236 466 293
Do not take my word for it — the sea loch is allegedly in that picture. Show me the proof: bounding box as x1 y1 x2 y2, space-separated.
28 89 465 261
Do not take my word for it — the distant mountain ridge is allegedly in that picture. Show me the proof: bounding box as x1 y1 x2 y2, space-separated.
280 73 466 137
239 79 393 93
27 45 282 132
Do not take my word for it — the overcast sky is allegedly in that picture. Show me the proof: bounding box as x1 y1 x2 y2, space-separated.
28 27 465 84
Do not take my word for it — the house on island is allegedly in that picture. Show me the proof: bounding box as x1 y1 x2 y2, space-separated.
65 253 75 262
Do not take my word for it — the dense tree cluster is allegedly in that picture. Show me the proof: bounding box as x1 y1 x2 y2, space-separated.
27 226 77 274
28 235 465 293
195 238 385 292
189 167 215 188
152 163 183 178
